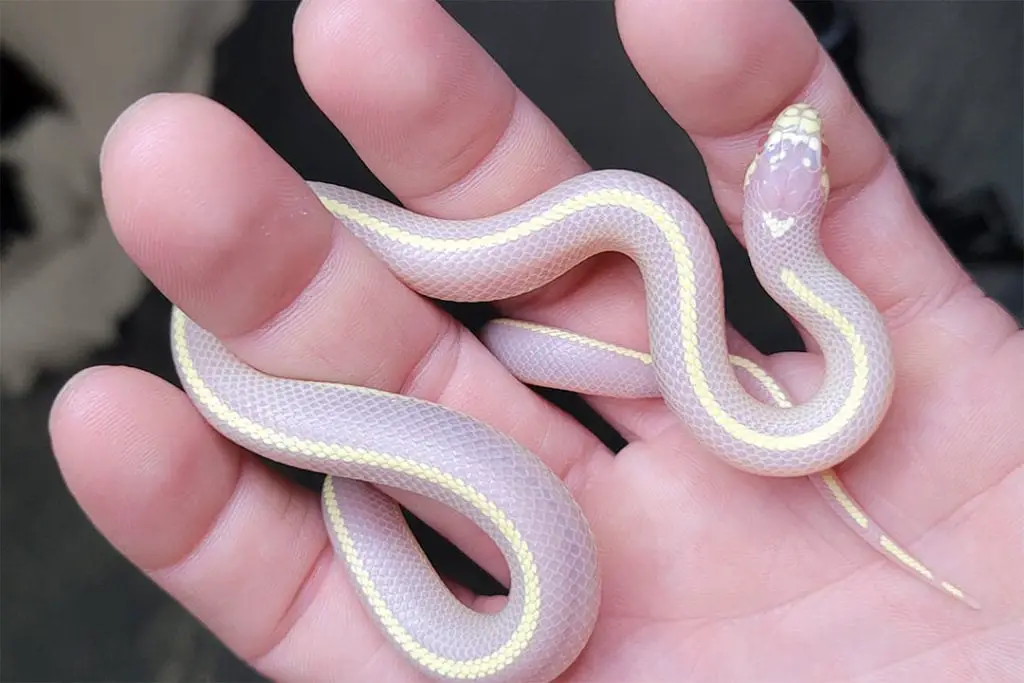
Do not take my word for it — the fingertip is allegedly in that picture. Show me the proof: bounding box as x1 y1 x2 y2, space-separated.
49 365 148 464
291 0 588 215
616 0 819 137
98 90 334 337
100 92 218 206
49 365 243 571
99 92 169 172
50 364 111 428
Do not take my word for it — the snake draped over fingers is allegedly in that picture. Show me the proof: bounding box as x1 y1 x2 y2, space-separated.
171 104 975 683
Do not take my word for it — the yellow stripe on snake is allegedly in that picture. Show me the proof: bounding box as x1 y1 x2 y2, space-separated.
171 104 976 683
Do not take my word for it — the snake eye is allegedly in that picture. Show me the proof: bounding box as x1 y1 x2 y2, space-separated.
821 139 831 160
756 133 770 151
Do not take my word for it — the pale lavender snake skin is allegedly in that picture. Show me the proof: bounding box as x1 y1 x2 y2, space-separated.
171 104 976 683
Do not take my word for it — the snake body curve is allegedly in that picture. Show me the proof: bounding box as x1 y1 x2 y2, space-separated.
171 104 974 683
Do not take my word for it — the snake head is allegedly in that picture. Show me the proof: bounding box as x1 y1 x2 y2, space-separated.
743 104 830 229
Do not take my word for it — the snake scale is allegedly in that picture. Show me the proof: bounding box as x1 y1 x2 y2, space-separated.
171 104 976 683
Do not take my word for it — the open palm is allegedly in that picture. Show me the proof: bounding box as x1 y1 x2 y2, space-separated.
50 0 1022 681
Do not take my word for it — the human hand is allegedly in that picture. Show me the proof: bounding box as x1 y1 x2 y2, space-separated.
50 0 1023 681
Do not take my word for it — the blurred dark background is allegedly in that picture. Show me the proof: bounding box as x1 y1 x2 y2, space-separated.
2 1 1021 681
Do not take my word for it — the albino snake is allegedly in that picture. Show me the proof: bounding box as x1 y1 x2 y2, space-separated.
171 104 976 683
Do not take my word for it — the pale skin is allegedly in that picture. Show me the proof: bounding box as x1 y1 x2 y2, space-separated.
49 0 1023 681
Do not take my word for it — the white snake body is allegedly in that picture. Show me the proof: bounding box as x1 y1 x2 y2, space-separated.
171 105 975 683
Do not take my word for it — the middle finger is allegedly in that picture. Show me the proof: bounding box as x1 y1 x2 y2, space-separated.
293 0 734 438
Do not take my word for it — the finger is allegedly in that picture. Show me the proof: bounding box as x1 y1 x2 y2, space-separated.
294 0 764 441
292 0 669 492
292 0 588 215
615 0 1018 344
49 366 417 681
100 91 606 586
